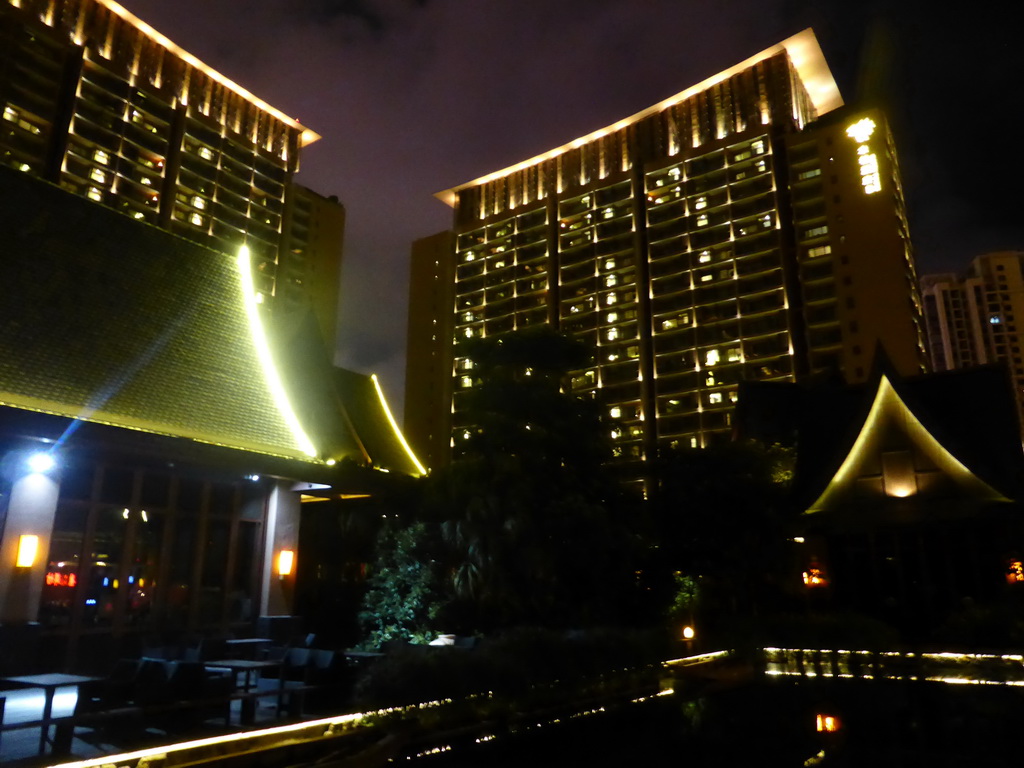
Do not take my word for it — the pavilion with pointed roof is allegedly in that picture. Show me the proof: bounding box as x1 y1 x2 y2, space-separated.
737 357 1024 636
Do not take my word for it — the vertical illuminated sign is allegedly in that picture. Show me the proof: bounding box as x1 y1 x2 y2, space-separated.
845 117 882 194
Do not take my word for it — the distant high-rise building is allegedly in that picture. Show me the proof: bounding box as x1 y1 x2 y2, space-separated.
404 231 456 471
0 0 342 337
921 251 1024 426
415 30 927 478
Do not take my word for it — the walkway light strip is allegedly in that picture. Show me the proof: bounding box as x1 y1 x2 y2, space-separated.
236 245 317 458
370 373 427 476
48 712 365 768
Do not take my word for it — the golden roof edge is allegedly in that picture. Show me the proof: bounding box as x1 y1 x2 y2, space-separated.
434 28 841 206
96 0 321 146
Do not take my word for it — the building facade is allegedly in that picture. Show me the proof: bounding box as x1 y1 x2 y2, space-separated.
0 0 343 339
404 231 456 472
921 251 1024 428
417 30 927 476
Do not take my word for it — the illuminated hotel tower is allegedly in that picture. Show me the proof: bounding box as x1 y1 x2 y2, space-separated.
0 0 343 346
425 30 927 475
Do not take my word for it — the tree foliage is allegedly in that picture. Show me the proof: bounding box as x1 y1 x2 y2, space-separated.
649 440 795 629
359 520 445 648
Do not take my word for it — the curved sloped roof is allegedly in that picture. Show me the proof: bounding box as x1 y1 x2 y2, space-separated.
0 168 308 461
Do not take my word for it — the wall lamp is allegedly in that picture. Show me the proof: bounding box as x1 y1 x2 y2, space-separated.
16 535 39 568
277 549 295 579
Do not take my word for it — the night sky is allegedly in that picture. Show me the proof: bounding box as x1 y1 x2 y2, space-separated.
116 0 1023 418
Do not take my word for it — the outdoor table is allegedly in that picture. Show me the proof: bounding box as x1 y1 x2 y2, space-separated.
204 659 279 725
223 637 272 659
0 673 101 756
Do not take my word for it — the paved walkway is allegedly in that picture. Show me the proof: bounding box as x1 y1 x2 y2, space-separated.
0 685 282 765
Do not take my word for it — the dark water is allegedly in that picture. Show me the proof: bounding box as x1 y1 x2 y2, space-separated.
415 678 1020 767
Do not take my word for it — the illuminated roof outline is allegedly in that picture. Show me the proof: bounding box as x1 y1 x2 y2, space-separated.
806 374 1009 513
436 28 841 206
94 0 320 146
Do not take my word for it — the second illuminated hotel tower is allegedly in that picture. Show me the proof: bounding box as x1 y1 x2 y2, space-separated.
0 0 343 347
416 30 927 473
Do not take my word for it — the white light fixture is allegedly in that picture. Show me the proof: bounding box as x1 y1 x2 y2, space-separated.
27 452 54 473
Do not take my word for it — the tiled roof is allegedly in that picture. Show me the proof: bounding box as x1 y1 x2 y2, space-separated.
0 167 311 460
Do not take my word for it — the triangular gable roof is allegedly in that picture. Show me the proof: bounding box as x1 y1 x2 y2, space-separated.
806 373 1009 513
0 167 315 461
334 369 426 477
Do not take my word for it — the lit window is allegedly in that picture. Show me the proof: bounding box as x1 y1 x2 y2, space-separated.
803 225 829 240
605 274 618 287
610 429 621 440
696 214 708 227
709 392 722 404
607 327 620 341
727 348 741 362
699 251 711 264
93 149 109 165
606 292 618 306
610 406 621 418
798 168 821 180
192 195 206 210
808 245 832 258
802 560 828 588
700 274 712 283
752 139 765 155
694 197 707 211
89 168 106 183
1007 560 1024 585
463 328 474 338
461 376 473 388
87 187 102 201
603 207 614 220
816 714 840 733
607 312 618 322
464 252 476 262
756 160 766 173
463 311 474 322
661 318 677 330
190 212 204 226
141 177 152 186
604 259 616 271
705 349 720 366
199 146 214 160
2 106 16 122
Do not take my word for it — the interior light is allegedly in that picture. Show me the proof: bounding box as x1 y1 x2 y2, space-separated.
16 535 39 568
